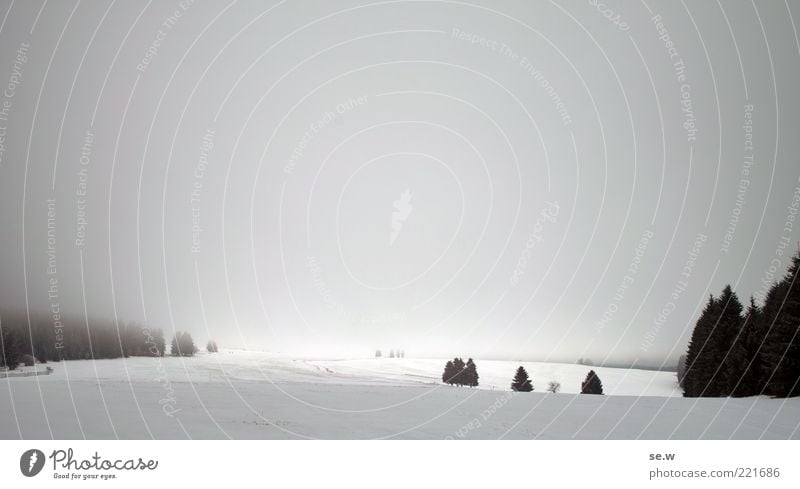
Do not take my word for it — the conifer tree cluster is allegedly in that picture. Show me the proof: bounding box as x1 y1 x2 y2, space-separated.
442 357 479 387
206 340 218 353
0 312 166 367
511 366 533 391
171 332 198 357
683 251 800 398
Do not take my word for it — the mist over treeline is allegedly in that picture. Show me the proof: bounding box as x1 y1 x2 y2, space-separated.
0 309 168 363
0 306 690 370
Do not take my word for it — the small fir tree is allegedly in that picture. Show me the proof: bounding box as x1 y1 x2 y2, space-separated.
581 370 603 394
511 366 533 392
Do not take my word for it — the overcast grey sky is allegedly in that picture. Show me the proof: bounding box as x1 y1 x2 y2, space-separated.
0 0 798 366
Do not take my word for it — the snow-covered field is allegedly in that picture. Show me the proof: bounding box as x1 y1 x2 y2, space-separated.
1 350 798 439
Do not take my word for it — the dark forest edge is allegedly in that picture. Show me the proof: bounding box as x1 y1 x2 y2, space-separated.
680 251 800 398
0 311 217 369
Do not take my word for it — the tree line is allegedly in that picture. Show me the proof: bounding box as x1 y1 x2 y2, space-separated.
442 360 604 394
0 311 211 370
682 251 800 398
375 349 405 358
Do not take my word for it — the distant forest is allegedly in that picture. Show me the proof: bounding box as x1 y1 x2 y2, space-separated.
0 311 173 368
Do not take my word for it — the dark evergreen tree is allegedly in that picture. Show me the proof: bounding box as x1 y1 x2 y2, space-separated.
464 358 479 387
442 360 455 384
683 295 720 397
728 297 763 397
703 286 743 397
0 322 20 370
511 366 533 392
581 370 603 394
452 357 466 386
180 332 197 356
762 252 800 397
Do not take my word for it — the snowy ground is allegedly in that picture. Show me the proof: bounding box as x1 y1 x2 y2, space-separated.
1 350 798 439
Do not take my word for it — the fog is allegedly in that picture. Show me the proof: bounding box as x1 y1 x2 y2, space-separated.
1 0 799 367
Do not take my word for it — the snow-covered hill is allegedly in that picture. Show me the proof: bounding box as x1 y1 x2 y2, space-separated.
7 350 680 395
308 357 681 396
1 350 797 439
